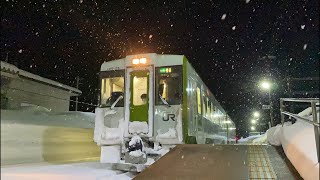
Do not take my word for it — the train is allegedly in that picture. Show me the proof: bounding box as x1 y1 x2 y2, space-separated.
93 53 236 171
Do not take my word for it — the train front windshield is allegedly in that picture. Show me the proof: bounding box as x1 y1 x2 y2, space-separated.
155 66 183 105
100 70 125 107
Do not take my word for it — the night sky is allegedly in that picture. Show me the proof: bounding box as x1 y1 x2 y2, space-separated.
1 0 319 137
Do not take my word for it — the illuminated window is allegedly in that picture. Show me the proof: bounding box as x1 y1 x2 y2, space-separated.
156 66 182 105
100 70 124 107
202 94 206 116
197 87 201 114
207 98 210 118
132 76 148 106
211 103 214 121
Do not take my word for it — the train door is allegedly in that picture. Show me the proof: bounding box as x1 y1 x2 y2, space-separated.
125 66 153 137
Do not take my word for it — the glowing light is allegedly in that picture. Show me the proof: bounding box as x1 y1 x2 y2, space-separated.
261 81 271 90
224 120 232 124
139 58 147 64
132 59 139 65
251 119 256 124
251 126 256 131
253 111 260 118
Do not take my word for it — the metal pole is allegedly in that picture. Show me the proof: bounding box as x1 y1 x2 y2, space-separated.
75 76 80 111
226 115 229 144
268 90 274 127
311 102 320 163
280 99 284 127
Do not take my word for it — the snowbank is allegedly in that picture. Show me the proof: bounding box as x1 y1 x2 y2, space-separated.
1 109 99 165
238 134 264 144
267 108 319 180
129 121 149 134
1 162 135 180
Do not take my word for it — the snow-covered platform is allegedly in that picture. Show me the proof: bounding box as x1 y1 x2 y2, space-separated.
135 144 302 179
1 162 137 180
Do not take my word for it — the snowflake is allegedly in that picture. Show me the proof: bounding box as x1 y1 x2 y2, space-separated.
221 14 227 20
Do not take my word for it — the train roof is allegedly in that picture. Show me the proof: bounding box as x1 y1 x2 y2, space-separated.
101 53 184 71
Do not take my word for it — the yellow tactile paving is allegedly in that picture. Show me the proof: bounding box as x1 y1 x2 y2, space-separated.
248 145 277 179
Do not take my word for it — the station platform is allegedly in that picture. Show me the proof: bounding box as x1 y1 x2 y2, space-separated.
134 144 302 180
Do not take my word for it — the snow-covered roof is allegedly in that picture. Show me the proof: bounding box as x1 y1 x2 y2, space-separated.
1 61 81 95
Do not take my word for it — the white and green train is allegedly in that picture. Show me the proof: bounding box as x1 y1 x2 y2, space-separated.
94 53 236 171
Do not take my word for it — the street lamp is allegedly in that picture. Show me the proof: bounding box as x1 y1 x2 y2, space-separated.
251 119 257 124
251 126 256 131
253 111 260 118
260 80 274 127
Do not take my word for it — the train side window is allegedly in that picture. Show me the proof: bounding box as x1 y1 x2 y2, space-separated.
202 93 206 117
211 102 214 121
100 70 125 107
197 87 201 114
155 66 182 105
207 99 211 119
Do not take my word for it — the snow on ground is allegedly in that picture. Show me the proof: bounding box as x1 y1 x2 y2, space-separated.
1 162 136 180
267 107 319 180
237 134 265 144
1 108 99 166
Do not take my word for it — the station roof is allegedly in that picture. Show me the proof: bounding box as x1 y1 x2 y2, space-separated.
1 61 81 95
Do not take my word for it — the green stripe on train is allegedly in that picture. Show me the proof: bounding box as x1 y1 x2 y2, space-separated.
183 56 197 144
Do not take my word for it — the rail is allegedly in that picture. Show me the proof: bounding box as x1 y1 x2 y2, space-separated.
280 98 320 163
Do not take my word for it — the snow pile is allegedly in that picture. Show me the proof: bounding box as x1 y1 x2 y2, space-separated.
102 127 122 142
129 135 142 146
1 109 98 166
267 107 319 180
100 146 121 163
238 134 264 144
157 128 176 139
252 133 268 144
20 103 52 113
129 121 148 134
129 150 144 157
1 162 135 180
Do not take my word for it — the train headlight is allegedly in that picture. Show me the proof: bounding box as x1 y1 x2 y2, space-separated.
139 58 147 64
132 58 148 65
132 59 140 65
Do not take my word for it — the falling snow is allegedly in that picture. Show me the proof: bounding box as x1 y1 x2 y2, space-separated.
1 0 318 137
221 14 227 20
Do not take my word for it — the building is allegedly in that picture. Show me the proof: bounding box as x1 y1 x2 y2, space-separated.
1 61 81 112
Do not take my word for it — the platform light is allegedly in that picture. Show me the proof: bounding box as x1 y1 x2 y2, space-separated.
260 81 271 90
253 111 260 118
132 58 140 65
139 58 147 64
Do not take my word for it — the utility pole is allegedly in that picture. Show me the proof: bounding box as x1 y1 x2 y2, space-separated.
75 76 80 111
268 89 274 127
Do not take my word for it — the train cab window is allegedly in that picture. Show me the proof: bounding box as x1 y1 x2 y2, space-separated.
197 87 201 114
156 66 182 105
100 70 124 107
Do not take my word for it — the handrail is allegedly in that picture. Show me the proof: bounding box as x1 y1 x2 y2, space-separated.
280 98 319 103
280 98 319 163
281 111 320 127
